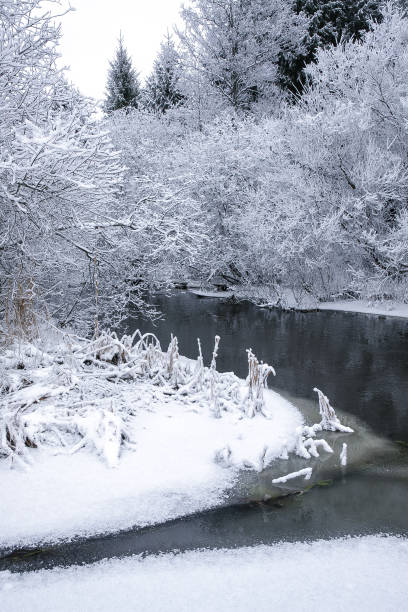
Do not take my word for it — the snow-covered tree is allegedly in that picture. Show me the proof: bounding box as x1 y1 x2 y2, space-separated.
279 0 383 93
298 2 408 288
104 34 141 112
145 3 408 301
0 1 211 335
297 0 382 46
0 1 126 332
236 2 408 300
177 0 308 111
144 34 184 113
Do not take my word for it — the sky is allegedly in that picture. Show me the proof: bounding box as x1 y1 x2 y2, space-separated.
57 0 185 101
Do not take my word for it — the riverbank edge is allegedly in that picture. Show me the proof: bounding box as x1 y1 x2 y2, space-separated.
2 535 408 611
0 332 306 553
183 286 408 320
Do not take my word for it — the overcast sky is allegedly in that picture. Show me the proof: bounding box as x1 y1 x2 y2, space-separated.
58 0 184 101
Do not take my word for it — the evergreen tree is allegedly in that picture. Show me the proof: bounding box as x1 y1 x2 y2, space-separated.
104 34 140 112
279 0 382 94
298 0 382 46
144 34 184 113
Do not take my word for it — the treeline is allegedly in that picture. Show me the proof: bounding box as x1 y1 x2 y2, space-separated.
105 0 382 115
106 1 408 306
1 1 407 339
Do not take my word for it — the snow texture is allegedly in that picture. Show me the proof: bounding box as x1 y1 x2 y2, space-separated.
0 330 354 549
1 536 407 612
0 330 305 548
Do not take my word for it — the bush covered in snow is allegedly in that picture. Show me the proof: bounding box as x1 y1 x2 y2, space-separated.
0 328 353 478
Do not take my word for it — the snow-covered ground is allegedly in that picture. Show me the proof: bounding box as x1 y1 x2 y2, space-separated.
0 385 302 549
1 535 407 611
319 300 408 319
233 285 408 318
0 330 354 550
188 289 234 299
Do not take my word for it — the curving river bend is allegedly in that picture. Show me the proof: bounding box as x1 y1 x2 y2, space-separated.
2 291 408 572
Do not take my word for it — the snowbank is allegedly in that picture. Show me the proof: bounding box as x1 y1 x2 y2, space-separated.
0 331 303 548
0 386 301 549
319 300 408 319
188 289 234 299
1 536 407 611
237 285 408 318
0 330 352 549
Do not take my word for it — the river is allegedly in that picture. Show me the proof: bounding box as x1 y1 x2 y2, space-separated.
2 291 407 572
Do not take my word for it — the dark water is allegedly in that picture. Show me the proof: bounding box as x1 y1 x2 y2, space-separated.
0 460 408 571
124 291 408 441
2 292 408 572
2 462 407 573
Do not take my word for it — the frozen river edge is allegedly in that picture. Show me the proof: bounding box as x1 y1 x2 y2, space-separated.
0 328 357 551
1 536 408 612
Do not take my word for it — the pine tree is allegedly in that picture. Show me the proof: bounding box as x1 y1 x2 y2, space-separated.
104 34 140 112
279 0 382 94
298 0 382 46
144 34 184 113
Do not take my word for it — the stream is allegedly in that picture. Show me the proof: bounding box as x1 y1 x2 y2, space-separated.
2 291 408 572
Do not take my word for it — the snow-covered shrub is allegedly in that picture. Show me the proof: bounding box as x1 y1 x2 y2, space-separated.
243 349 276 418
0 328 356 477
0 329 242 467
0 407 35 469
313 388 354 434
166 335 180 382
289 388 352 461
209 335 221 417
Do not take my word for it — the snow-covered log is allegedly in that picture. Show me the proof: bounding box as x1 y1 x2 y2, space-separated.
272 468 313 484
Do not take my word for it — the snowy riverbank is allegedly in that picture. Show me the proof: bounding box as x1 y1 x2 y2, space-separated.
248 288 408 319
0 385 302 549
2 535 407 611
186 285 408 319
0 329 353 550
318 300 408 319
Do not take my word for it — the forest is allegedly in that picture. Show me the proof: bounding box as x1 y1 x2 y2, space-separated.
1 0 407 336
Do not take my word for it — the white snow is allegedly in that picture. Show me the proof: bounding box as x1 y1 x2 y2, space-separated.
0 387 302 549
188 290 234 298
245 287 408 319
319 300 408 319
0 331 306 549
1 536 407 611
